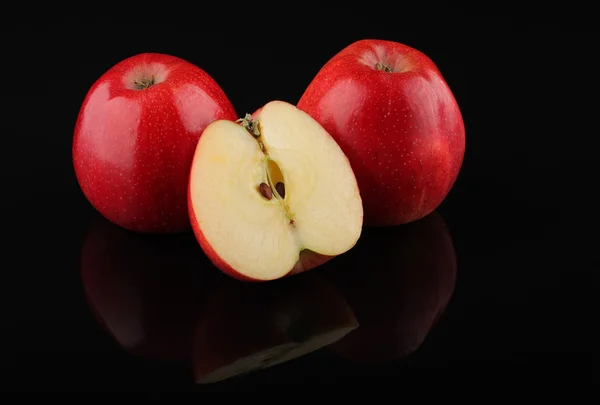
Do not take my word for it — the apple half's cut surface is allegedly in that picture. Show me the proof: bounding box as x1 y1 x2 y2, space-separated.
188 100 363 281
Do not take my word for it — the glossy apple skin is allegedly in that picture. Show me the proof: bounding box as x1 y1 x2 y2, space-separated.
324 211 457 363
187 106 332 282
297 39 465 226
73 53 238 233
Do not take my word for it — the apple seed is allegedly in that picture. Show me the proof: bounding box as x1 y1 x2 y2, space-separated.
259 182 273 200
275 182 285 199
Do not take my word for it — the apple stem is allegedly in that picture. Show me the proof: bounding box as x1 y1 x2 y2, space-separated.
133 76 155 90
237 114 266 153
236 114 260 137
375 62 393 73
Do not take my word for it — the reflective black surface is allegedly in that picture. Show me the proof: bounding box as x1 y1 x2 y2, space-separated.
75 210 457 387
2 18 594 391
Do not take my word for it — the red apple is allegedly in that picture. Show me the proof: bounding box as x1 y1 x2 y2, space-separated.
324 211 457 363
188 100 363 282
73 53 238 234
297 39 465 226
79 215 216 360
192 272 357 383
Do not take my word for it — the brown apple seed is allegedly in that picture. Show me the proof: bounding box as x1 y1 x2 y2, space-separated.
275 182 285 199
259 182 273 200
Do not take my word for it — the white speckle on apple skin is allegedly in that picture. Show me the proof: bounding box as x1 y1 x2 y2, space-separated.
297 39 465 226
73 53 238 234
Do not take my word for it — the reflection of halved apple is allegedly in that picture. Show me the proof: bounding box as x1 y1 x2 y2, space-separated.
79 215 216 361
325 211 457 363
192 273 358 384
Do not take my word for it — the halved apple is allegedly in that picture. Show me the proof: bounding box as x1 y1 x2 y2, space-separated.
188 100 363 281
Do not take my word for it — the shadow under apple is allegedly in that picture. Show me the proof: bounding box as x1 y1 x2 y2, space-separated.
192 272 358 384
323 211 457 363
79 215 217 361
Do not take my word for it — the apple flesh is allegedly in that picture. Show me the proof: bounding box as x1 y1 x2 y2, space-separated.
324 211 457 363
193 273 357 384
297 39 465 226
79 215 216 360
188 100 363 282
73 52 238 234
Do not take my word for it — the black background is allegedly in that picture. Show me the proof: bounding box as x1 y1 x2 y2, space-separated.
1 14 595 392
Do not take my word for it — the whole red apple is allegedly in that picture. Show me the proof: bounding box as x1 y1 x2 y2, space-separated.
79 215 216 360
73 53 238 233
297 39 465 226
324 211 457 363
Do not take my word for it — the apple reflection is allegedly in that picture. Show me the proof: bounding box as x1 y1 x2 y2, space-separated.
193 273 358 383
79 215 358 382
78 209 456 380
324 211 457 363
79 216 217 361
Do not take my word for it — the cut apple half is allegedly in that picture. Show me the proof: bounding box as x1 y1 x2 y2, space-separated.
188 100 363 281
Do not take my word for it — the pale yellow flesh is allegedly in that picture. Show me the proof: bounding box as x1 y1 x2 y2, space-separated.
189 101 363 280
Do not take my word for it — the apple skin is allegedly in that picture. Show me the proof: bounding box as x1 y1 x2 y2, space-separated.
297 39 465 226
187 105 334 283
73 52 238 234
79 215 217 361
324 211 457 363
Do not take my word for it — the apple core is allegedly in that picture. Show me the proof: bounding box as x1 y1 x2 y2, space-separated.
237 114 294 224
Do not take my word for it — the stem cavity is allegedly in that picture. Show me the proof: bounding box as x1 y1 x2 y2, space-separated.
375 62 393 73
133 76 155 89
